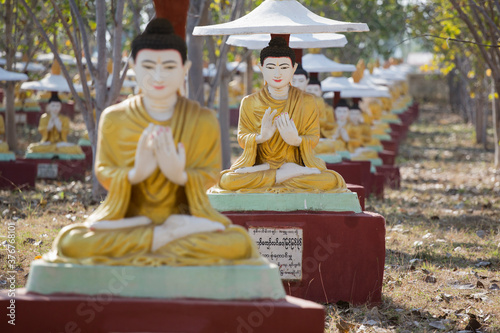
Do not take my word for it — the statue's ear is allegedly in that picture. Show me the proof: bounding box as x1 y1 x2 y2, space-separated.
293 63 298 73
183 60 192 76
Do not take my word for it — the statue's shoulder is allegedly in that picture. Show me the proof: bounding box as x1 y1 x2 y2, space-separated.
182 97 217 123
101 97 136 121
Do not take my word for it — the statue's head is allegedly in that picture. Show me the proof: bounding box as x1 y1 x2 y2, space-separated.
305 77 322 97
259 37 298 90
349 103 363 124
131 18 191 100
334 99 350 122
47 93 62 117
291 63 309 91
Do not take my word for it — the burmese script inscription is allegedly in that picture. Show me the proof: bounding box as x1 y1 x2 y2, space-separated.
249 227 303 280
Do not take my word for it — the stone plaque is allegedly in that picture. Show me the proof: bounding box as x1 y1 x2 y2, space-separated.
37 163 58 179
249 227 303 280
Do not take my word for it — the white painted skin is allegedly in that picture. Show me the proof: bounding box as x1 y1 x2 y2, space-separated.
291 74 309 91
234 56 320 183
349 109 364 125
46 101 62 132
86 48 226 251
331 106 350 141
305 84 322 97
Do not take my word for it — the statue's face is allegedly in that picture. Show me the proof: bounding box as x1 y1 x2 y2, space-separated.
305 84 322 97
291 74 309 91
260 57 296 90
47 101 62 117
335 106 349 122
133 49 190 101
349 109 363 123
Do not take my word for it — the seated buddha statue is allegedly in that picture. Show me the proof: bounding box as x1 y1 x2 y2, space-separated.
216 37 347 193
0 116 10 153
380 96 400 123
45 18 265 266
363 98 391 137
302 77 344 155
346 103 379 160
26 94 84 156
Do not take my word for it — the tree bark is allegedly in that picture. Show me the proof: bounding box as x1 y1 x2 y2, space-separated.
219 72 232 169
4 0 17 151
187 0 209 104
493 79 500 167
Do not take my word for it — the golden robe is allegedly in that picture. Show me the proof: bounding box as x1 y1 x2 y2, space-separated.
0 116 8 153
28 113 83 154
47 95 265 266
218 86 347 193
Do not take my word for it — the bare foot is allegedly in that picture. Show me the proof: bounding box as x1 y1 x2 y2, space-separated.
151 215 225 251
234 163 270 174
276 162 320 184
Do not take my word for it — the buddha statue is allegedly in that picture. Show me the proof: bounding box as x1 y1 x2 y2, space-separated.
215 37 347 193
303 77 344 155
45 18 265 266
345 103 379 160
26 94 84 156
0 116 10 153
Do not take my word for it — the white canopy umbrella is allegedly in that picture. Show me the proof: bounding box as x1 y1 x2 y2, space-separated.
322 76 391 98
227 33 347 49
226 61 261 73
302 53 356 73
36 53 77 65
21 73 83 93
13 62 46 72
0 68 29 81
193 0 369 36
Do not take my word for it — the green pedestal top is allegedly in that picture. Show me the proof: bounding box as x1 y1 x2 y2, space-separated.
26 260 286 300
25 152 85 160
208 192 362 213
316 153 342 164
0 153 15 161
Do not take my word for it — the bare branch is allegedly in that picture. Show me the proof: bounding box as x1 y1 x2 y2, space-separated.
470 0 500 37
18 0 87 117
106 0 126 106
68 0 96 77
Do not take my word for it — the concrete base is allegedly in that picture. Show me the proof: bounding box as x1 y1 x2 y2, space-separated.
326 160 374 197
376 165 401 189
26 261 286 300
20 158 86 181
381 139 399 154
347 183 365 210
0 290 324 333
81 145 93 169
316 153 343 164
378 150 396 166
0 152 15 161
0 161 37 189
208 192 362 213
224 211 386 305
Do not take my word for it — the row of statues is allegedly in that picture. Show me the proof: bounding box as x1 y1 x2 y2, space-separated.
30 18 407 266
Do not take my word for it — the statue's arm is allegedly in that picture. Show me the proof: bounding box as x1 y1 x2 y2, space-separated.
60 116 70 142
298 96 321 147
38 115 49 142
237 97 259 149
94 110 133 190
183 109 225 189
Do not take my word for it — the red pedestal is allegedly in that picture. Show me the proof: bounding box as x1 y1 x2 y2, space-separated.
370 173 385 199
230 107 240 127
0 290 324 333
225 211 386 305
81 145 93 169
21 158 86 181
347 183 365 210
381 139 399 154
378 150 396 166
326 161 373 197
376 165 401 189
26 110 42 127
390 123 408 141
0 161 37 189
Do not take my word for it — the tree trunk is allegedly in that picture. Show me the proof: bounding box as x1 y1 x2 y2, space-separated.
187 0 209 104
245 52 253 96
4 0 17 151
493 79 500 168
219 72 232 169
475 92 484 144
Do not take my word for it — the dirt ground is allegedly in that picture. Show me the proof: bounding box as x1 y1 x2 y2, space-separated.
0 102 499 332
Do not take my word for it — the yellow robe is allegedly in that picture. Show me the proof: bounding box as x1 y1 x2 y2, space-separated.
0 116 9 153
46 95 265 266
27 114 83 154
217 86 347 193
